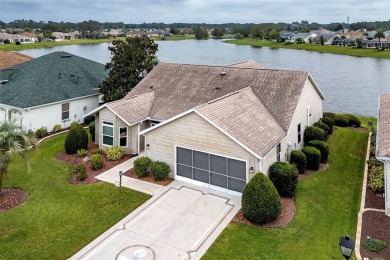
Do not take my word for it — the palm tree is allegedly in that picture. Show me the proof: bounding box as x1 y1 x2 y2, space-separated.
374 31 385 49
0 120 33 196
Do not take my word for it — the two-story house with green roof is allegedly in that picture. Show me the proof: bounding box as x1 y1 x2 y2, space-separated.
0 51 108 131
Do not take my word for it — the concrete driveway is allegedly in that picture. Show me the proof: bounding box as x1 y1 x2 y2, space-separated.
71 181 241 260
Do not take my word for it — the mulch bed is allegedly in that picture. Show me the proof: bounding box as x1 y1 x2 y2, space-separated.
364 170 385 210
233 197 296 228
298 163 329 180
36 123 88 142
56 142 133 184
360 211 390 259
123 168 174 186
0 189 28 213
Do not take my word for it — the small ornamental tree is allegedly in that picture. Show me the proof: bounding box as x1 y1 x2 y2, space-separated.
269 162 298 197
64 123 88 154
307 140 329 163
302 146 321 170
242 172 281 225
304 126 326 144
290 150 307 174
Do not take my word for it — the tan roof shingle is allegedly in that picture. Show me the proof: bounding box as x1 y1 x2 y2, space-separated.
0 51 33 70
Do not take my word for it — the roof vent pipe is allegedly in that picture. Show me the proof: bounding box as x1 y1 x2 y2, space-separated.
220 71 226 77
58 73 61 78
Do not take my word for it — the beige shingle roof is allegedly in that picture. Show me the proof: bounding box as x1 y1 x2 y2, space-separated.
195 87 286 157
106 91 155 125
128 62 312 131
228 60 265 69
0 51 33 70
377 94 390 157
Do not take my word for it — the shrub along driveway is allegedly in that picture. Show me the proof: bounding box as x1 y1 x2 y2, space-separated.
204 127 368 259
0 134 150 259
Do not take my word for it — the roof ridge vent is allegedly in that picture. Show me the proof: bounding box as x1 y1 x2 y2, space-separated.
61 55 72 58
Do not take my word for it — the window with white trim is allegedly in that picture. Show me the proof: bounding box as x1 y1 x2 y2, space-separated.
297 123 302 144
119 127 128 147
62 103 69 120
276 143 281 162
102 121 114 146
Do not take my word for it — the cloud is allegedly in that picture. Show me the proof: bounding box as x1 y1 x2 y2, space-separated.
0 0 388 23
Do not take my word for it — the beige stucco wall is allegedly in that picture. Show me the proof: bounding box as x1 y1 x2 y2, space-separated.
98 107 136 154
143 112 259 179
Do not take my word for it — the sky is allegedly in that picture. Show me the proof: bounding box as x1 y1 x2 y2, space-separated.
0 0 389 24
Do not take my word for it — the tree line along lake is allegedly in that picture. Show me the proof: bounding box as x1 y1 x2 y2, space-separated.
19 39 390 117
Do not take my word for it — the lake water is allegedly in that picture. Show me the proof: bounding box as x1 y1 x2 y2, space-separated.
20 40 390 116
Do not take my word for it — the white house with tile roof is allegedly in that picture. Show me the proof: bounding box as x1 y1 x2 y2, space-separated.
86 61 324 195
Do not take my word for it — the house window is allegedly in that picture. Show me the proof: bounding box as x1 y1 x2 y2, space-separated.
276 143 281 162
62 103 69 120
102 121 114 146
119 127 128 147
297 123 302 144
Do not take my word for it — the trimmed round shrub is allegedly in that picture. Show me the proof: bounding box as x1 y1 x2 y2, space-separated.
269 162 298 197
323 112 336 120
313 122 330 138
150 161 170 181
343 114 361 127
64 123 88 154
91 154 104 170
307 140 329 163
334 114 349 127
84 115 95 124
74 163 87 181
290 150 307 174
368 165 384 193
302 146 321 170
321 117 334 135
133 157 152 177
304 126 326 144
104 146 126 160
242 172 281 225
89 121 96 142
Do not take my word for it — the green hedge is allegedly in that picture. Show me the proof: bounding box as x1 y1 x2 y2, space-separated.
307 140 329 163
334 114 349 127
64 123 88 154
304 126 326 144
104 146 126 161
242 173 281 225
133 157 152 177
89 121 96 142
302 146 321 170
343 114 361 127
269 162 298 197
84 115 95 125
323 112 336 120
150 161 170 181
321 117 334 135
313 122 330 138
290 150 307 174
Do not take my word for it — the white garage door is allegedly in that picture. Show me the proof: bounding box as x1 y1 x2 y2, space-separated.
175 147 247 195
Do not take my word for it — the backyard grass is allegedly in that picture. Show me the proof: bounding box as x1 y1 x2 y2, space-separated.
0 134 150 259
203 126 368 259
225 39 390 59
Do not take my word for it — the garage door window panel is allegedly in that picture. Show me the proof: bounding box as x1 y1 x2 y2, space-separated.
177 147 192 166
228 159 246 180
210 172 227 188
210 154 227 175
228 178 246 193
193 151 209 170
177 164 192 178
193 168 209 183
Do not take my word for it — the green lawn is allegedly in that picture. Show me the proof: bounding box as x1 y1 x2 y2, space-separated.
225 39 390 59
0 134 150 259
203 126 368 259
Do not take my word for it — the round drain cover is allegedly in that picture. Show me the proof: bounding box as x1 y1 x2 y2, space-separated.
116 245 155 260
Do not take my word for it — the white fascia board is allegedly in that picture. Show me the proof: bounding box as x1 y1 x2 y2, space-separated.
139 109 195 135
83 104 107 117
25 93 100 110
308 73 326 100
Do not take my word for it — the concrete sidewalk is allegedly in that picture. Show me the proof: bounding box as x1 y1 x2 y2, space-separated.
95 155 163 195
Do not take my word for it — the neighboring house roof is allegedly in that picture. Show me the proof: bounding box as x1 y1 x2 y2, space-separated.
0 52 33 70
294 33 313 39
314 33 337 41
126 62 324 131
228 60 265 69
0 51 107 109
20 32 38 38
377 94 390 158
195 87 286 157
